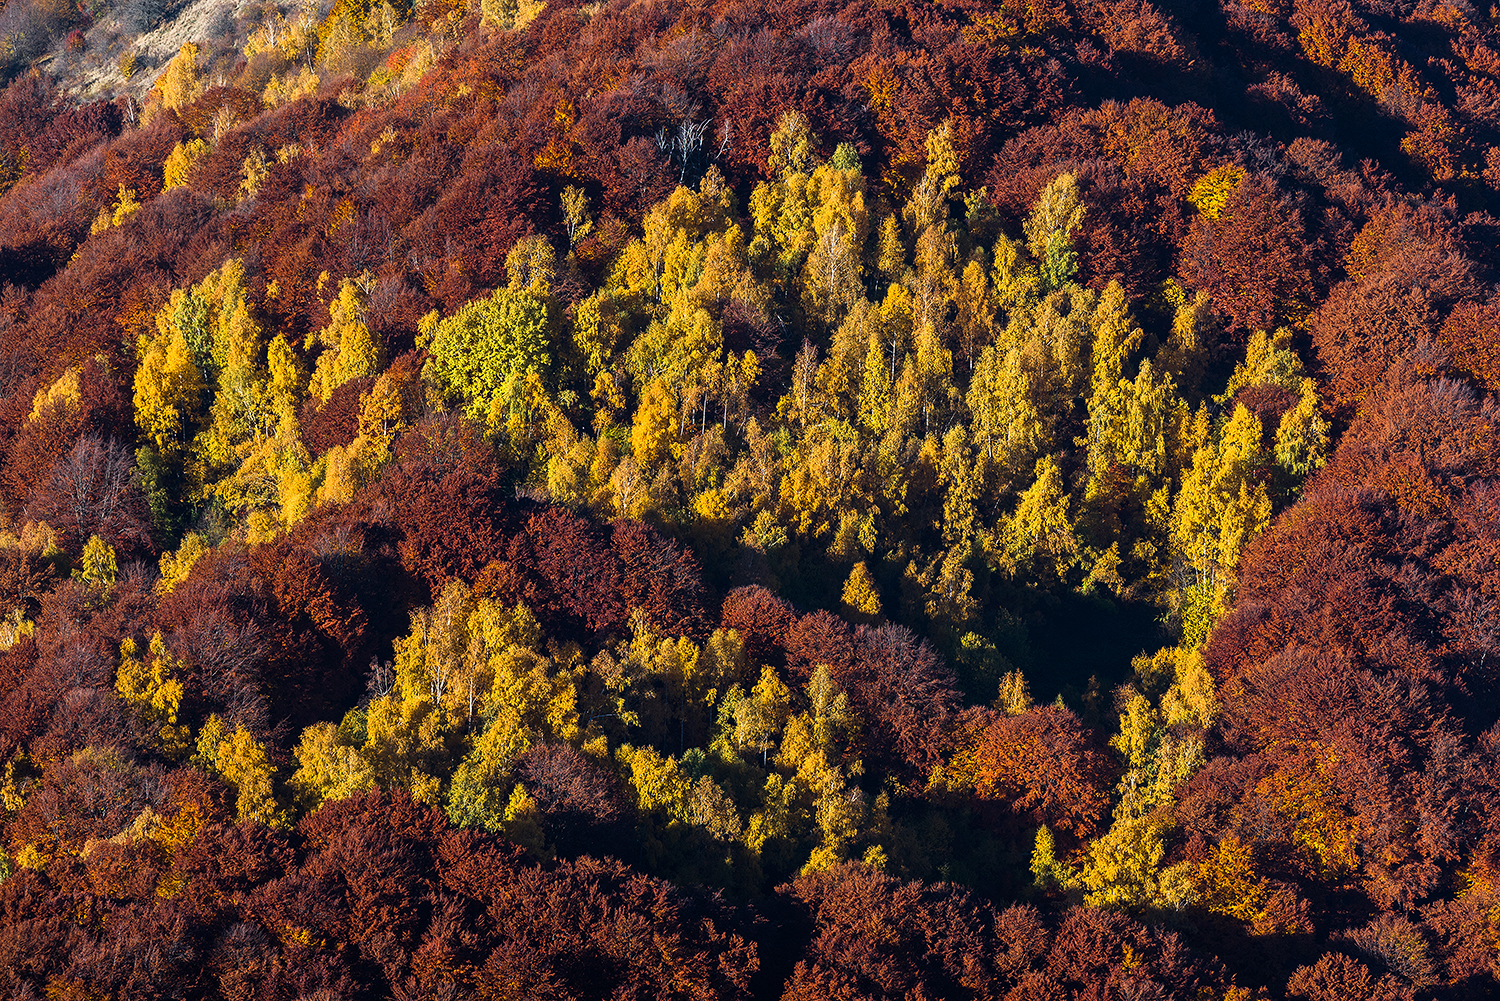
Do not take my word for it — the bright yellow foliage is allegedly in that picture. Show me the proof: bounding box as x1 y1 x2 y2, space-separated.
154 44 202 113
117 633 191 758
163 139 209 191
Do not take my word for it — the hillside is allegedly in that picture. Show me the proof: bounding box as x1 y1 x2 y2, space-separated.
1 0 1500 997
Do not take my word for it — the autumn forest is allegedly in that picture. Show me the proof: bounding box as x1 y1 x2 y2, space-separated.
0 0 1498 996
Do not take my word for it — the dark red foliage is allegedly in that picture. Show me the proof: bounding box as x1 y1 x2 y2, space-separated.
1284 951 1417 1001
371 415 511 594
1310 200 1478 413
0 782 755 1000
515 742 633 855
779 862 1231 1000
720 584 796 665
1440 295 1500 394
610 518 709 638
1232 381 1296 428
22 434 153 556
0 182 222 412
970 704 1116 838
1195 364 1500 917
783 608 855 681
491 506 626 634
987 99 1219 293
3 0 1500 991
2 356 130 510
299 375 373 454
482 508 709 641
843 623 961 779
260 789 757 998
0 567 154 761
1179 172 1317 335
152 525 388 736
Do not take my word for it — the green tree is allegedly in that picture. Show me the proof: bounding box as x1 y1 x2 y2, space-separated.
424 285 552 428
446 715 530 832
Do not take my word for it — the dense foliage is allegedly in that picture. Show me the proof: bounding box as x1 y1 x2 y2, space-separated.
2 0 1500 996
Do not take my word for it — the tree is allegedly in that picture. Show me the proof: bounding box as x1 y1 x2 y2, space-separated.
514 742 630 855
195 716 288 827
153 43 202 113
290 719 374 810
309 277 380 403
720 586 796 665
1179 173 1314 333
423 286 551 431
134 323 206 462
561 185 593 246
116 633 191 758
1024 172 1084 291
1284 952 1416 1001
965 704 1115 837
162 139 208 191
1274 377 1330 479
768 110 816 178
996 456 1078 580
25 435 152 555
840 562 882 624
1169 402 1271 635
845 623 961 778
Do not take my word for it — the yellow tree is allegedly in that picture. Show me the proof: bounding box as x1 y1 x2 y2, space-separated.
561 185 593 246
1024 172 1085 292
800 164 869 327
953 258 994 373
1087 281 1143 404
134 320 206 461
309 277 379 402
1170 402 1272 641
117 634 191 758
995 457 1077 581
733 665 794 765
1274 377 1330 478
767 110 817 177
1081 359 1183 560
191 260 276 498
840 562 883 624
874 213 906 283
289 721 375 810
163 139 209 191
195 716 288 827
156 533 208 595
1155 285 1214 395
965 341 1044 482
153 43 203 113
315 364 423 507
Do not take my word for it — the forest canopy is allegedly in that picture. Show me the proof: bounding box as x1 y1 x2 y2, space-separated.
1 0 1500 997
